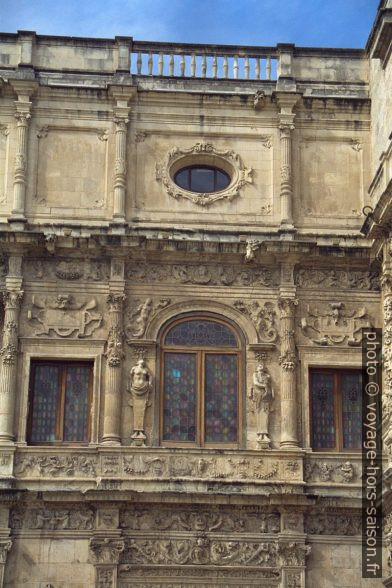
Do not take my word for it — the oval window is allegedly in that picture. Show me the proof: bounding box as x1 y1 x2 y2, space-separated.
174 165 230 193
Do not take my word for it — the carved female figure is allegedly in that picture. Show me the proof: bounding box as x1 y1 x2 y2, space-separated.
249 362 274 448
128 359 153 445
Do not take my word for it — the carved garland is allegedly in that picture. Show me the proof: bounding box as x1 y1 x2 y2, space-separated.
156 142 252 206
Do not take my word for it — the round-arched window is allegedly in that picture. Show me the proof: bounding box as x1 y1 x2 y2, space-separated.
160 316 241 447
174 165 230 193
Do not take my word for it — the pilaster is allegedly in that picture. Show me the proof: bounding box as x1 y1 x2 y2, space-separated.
8 81 38 228
108 86 136 229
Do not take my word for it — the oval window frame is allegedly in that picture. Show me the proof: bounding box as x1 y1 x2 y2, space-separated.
173 164 231 194
156 143 253 207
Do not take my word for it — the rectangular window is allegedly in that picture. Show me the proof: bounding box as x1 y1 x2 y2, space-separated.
310 368 362 451
28 361 92 444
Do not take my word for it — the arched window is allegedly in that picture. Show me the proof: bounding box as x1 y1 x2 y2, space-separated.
160 316 241 447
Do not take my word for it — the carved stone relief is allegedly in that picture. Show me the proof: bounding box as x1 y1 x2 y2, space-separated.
125 298 170 339
14 454 97 477
295 267 380 291
126 262 279 287
305 512 361 535
25 258 110 281
122 537 277 566
120 505 280 533
300 302 372 345
127 358 153 445
304 460 357 483
249 355 274 448
27 295 103 337
278 542 311 567
234 300 278 342
89 537 125 564
10 506 95 530
156 142 252 206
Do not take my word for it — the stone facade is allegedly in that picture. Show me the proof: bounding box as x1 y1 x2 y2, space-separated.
0 3 390 587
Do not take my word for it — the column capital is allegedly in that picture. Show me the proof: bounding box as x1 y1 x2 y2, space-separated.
9 80 38 102
109 84 137 107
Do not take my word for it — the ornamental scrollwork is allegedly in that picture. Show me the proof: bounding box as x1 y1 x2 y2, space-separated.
234 300 278 343
156 142 252 206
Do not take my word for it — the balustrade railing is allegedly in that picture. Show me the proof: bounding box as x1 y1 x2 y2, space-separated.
130 41 278 80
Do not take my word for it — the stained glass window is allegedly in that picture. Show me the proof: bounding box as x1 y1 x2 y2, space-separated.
162 317 240 447
205 354 237 443
63 365 91 442
342 372 362 450
28 361 92 444
311 372 335 449
310 369 362 451
30 364 61 443
163 353 197 442
165 319 237 347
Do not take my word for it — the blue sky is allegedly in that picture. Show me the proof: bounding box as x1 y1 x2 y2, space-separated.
0 0 380 48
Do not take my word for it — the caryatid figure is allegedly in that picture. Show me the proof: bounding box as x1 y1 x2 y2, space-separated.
250 362 274 448
128 359 153 445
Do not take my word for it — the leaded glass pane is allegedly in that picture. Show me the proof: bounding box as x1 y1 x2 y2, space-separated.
311 372 335 449
163 352 197 442
165 320 237 347
205 354 238 443
64 365 90 442
30 364 60 442
342 371 362 450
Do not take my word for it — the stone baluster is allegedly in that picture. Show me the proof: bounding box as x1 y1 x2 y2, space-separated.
278 296 299 448
102 292 126 445
0 288 23 443
276 93 300 231
109 86 136 228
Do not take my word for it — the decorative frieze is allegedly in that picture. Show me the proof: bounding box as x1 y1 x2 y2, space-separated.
10 506 95 530
304 460 357 483
27 295 103 338
120 505 280 533
126 261 279 287
11 450 301 484
305 512 361 535
25 258 110 281
300 302 373 346
295 267 380 291
123 537 277 566
14 454 97 477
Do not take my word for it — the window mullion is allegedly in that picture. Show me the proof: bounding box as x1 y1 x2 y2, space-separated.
199 350 205 447
57 366 66 442
336 371 343 451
